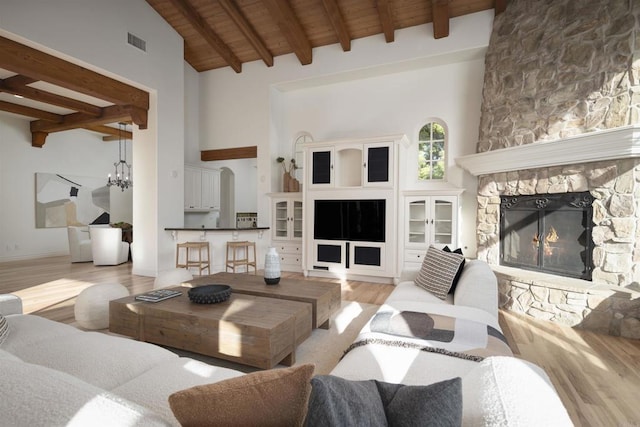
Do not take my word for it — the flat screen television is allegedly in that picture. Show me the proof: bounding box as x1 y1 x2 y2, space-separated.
314 199 385 242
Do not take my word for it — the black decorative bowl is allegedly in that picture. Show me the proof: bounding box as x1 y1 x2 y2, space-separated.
188 285 232 304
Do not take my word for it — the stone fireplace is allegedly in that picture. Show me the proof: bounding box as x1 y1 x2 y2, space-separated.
455 0 640 339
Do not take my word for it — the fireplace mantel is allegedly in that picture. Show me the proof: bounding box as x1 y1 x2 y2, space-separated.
455 126 640 176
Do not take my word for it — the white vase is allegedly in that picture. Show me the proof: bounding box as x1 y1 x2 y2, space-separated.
264 247 281 285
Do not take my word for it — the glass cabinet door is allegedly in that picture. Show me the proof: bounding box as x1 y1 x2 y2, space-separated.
274 201 288 238
293 200 303 239
408 200 426 244
433 199 453 245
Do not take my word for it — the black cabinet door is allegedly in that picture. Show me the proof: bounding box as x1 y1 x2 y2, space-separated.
366 146 389 183
312 150 332 184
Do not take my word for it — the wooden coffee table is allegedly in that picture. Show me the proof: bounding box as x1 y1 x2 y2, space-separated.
188 272 342 329
109 289 312 369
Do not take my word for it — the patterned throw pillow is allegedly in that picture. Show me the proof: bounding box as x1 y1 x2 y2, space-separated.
0 314 8 345
415 245 466 299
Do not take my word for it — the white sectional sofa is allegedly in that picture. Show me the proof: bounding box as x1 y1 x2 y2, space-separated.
330 259 574 426
0 258 573 426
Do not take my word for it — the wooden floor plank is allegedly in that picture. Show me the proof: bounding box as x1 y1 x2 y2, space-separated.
1 256 639 425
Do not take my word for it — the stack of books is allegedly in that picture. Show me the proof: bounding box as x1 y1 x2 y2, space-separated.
134 289 182 303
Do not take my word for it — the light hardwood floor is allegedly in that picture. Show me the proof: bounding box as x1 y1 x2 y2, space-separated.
1 256 639 426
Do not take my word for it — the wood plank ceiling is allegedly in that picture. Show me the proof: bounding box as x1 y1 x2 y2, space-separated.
0 0 506 146
147 0 507 73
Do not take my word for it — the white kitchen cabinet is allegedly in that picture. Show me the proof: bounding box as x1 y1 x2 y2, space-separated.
201 168 220 210
184 165 220 211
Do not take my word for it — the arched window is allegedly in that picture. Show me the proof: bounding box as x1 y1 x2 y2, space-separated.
418 122 446 180
293 132 313 171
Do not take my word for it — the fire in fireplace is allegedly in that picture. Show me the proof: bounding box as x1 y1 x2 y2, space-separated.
500 192 595 280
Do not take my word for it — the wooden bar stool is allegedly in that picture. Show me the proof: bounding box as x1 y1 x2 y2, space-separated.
225 241 257 274
176 241 210 276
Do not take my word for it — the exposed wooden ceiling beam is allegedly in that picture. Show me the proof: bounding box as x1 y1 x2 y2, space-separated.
432 0 450 39
262 0 313 65
321 0 351 52
0 76 103 117
30 105 137 147
218 0 273 67
0 36 149 114
201 146 257 161
85 124 133 141
2 75 36 86
376 0 395 43
0 100 62 122
167 0 242 73
495 0 507 15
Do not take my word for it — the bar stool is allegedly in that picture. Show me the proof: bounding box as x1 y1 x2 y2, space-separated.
176 241 210 276
225 241 257 274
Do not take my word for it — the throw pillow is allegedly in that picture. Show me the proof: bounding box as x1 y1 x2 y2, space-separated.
305 375 387 426
169 363 314 427
415 246 465 300
442 246 466 295
305 375 462 427
0 314 8 345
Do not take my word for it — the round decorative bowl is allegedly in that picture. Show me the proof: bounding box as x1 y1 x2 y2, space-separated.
188 284 232 304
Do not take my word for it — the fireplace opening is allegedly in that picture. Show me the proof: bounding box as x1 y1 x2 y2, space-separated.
500 192 595 280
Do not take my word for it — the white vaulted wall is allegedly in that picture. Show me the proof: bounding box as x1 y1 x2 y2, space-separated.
198 11 494 256
0 0 185 274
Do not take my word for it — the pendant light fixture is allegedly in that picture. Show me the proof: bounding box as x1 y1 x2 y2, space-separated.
107 122 133 191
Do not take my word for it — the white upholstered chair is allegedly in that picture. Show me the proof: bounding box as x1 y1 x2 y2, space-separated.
67 226 93 263
90 227 130 266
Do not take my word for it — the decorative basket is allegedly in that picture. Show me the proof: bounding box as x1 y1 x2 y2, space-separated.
188 284 232 304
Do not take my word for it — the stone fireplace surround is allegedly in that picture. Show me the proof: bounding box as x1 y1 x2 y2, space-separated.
457 126 640 339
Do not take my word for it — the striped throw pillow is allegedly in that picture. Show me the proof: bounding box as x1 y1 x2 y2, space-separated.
415 246 466 300
0 314 8 345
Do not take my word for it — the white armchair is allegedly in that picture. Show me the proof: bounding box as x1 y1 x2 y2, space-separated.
90 227 130 266
67 226 93 263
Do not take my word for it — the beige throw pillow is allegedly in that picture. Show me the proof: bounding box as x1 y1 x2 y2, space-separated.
168 363 315 427
415 245 466 299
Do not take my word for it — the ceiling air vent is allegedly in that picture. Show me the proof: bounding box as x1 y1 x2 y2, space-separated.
127 32 146 52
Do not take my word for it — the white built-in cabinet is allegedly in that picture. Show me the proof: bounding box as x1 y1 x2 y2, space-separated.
184 165 220 211
403 193 460 270
308 141 394 189
302 134 409 281
269 193 303 272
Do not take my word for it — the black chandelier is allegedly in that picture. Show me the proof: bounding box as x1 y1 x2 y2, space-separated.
107 122 133 191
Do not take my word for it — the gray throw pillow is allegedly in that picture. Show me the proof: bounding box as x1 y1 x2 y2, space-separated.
377 377 463 426
305 375 387 427
305 376 462 427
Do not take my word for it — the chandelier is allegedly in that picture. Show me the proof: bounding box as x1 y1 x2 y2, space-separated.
107 122 133 191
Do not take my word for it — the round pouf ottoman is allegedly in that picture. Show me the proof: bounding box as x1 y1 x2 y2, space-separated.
74 283 130 330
